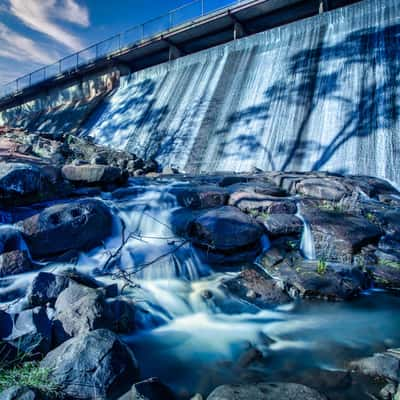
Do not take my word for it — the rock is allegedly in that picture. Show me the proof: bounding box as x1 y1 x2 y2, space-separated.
302 207 382 263
0 250 32 277
1 307 52 357
350 351 400 382
380 383 397 400
187 206 263 252
118 378 175 400
0 227 26 255
228 191 296 214
207 382 327 400
225 181 288 197
52 282 111 344
170 185 228 209
0 386 46 400
296 177 351 201
0 162 66 207
221 268 291 308
368 264 400 290
170 208 206 237
259 256 367 300
19 199 113 257
41 329 140 400
61 164 125 185
107 297 136 334
261 214 303 236
28 272 70 307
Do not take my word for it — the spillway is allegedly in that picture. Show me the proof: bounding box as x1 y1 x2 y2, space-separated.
84 0 400 184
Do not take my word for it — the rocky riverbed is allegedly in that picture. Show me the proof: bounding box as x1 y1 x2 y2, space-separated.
0 128 400 400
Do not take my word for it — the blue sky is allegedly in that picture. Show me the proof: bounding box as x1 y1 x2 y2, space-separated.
0 0 235 86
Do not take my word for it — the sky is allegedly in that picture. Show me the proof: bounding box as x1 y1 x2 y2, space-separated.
0 0 235 86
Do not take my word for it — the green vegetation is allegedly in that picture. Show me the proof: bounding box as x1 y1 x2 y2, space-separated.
365 212 377 223
248 209 269 219
378 259 400 269
318 201 344 213
0 361 58 394
316 259 327 275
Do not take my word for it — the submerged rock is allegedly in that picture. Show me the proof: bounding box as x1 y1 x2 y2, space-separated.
207 382 327 400
221 268 291 308
259 253 366 300
19 199 113 257
41 329 139 400
118 378 175 400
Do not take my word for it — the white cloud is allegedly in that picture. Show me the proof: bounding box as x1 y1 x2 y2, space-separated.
8 0 90 51
0 22 56 65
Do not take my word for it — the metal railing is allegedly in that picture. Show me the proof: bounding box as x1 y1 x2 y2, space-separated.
0 0 247 100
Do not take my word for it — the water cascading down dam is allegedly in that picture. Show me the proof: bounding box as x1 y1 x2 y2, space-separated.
82 0 400 184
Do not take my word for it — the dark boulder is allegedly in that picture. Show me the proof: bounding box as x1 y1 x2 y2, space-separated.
349 351 400 382
0 227 26 254
41 329 140 400
259 254 367 300
19 199 113 257
0 386 47 400
27 272 70 307
261 214 303 236
187 206 263 252
0 250 32 277
0 307 52 357
61 164 126 185
221 268 291 308
295 177 351 201
118 378 175 400
170 185 228 209
207 382 327 400
301 207 382 263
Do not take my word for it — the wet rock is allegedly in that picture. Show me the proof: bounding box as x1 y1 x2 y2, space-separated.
19 199 113 257
0 307 52 357
61 164 126 185
170 185 228 209
368 264 400 290
296 177 351 201
0 250 32 277
207 382 327 400
218 175 256 187
27 272 70 307
0 162 66 207
296 368 352 391
52 283 112 344
0 227 26 254
187 206 263 252
345 175 399 199
221 268 291 308
107 297 136 334
118 378 175 400
228 191 296 214
225 181 288 197
41 329 139 400
350 351 400 382
0 386 47 400
380 383 397 400
261 214 303 236
259 256 366 300
302 207 381 263
170 208 206 237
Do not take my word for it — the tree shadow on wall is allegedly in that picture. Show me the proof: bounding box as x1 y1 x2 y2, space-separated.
212 23 400 173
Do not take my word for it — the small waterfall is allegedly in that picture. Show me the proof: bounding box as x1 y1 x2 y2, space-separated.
296 206 316 260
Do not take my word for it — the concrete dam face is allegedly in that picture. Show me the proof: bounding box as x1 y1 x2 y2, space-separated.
84 0 400 184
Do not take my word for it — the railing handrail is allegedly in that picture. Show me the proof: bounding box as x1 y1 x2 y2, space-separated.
0 0 247 99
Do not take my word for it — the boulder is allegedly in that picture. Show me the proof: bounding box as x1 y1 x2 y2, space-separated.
350 351 400 382
0 227 26 254
118 378 175 400
368 264 400 290
19 199 113 257
61 164 125 185
207 382 327 400
41 329 140 400
228 191 297 214
0 250 32 277
0 386 46 400
259 255 367 300
261 214 303 236
301 207 381 263
170 185 228 209
221 268 291 308
295 177 351 201
225 181 288 197
187 206 263 252
0 307 52 357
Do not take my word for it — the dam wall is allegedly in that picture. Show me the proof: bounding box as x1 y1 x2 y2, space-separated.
83 0 400 184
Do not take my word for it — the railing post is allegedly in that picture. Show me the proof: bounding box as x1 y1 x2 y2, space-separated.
169 11 173 29
201 0 204 16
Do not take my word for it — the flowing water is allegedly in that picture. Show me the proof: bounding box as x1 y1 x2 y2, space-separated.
83 0 400 186
1 179 400 399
